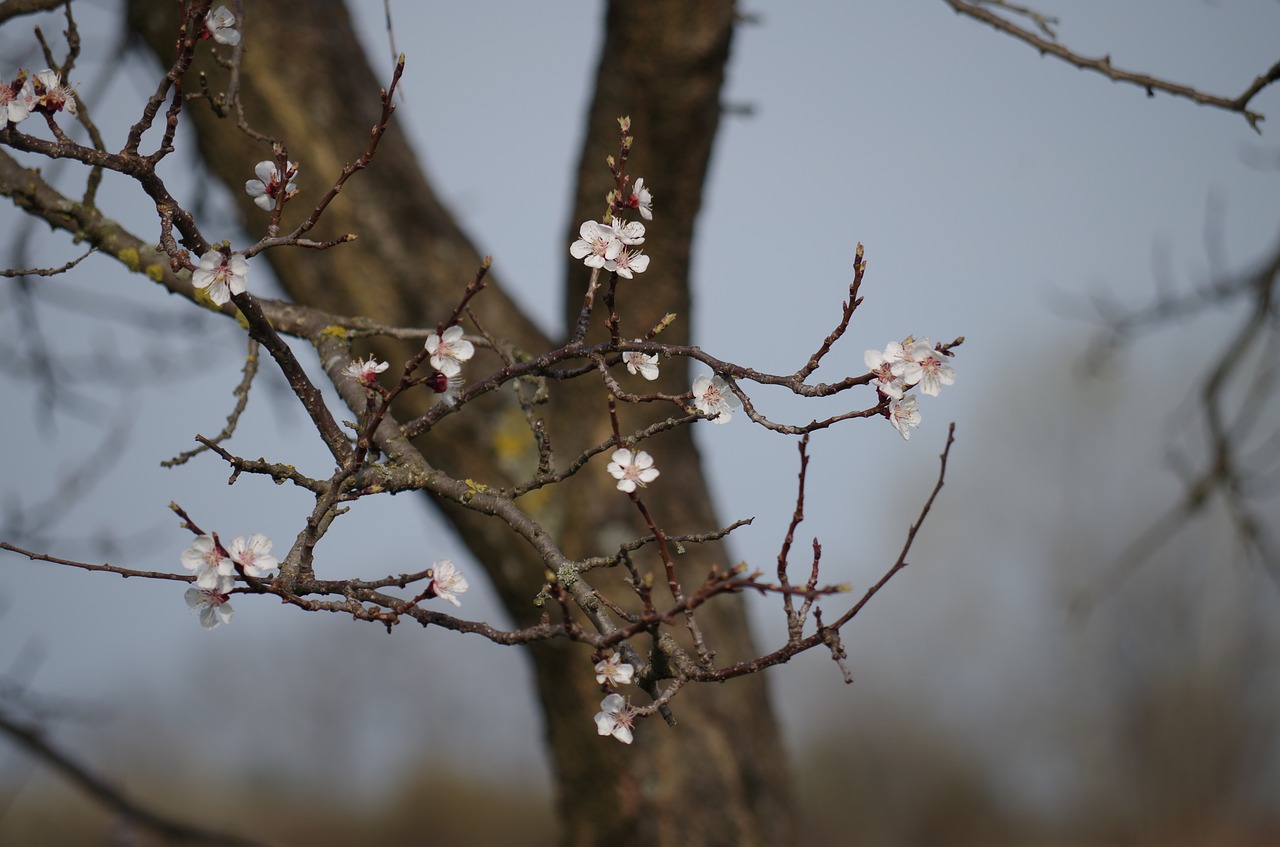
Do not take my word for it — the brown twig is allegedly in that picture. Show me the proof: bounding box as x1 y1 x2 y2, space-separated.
946 0 1279 132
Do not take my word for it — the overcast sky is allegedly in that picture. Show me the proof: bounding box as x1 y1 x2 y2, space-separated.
2 0 1278 824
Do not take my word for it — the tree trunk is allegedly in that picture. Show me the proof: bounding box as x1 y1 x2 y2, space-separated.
127 2 795 844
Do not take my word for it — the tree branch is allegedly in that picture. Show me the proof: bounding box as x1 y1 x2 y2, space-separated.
946 0 1280 132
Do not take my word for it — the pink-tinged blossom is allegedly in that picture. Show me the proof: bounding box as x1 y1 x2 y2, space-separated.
245 160 298 211
594 693 635 744
424 325 474 378
595 652 635 687
191 250 249 306
425 371 464 406
877 336 934 387
914 347 956 397
181 535 234 590
607 448 659 493
569 220 622 269
342 356 389 387
623 343 659 381
1 75 35 124
429 559 469 607
628 178 653 221
606 248 650 279
864 347 906 400
612 219 646 246
205 6 241 46
227 533 278 578
888 395 921 441
32 69 75 116
691 374 739 425
185 585 234 629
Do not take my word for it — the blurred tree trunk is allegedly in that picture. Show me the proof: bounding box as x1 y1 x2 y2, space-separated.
127 2 794 844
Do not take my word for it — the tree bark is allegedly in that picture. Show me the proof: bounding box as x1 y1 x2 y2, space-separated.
127 2 794 844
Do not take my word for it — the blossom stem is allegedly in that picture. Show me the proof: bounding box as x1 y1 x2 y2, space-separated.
570 266 603 345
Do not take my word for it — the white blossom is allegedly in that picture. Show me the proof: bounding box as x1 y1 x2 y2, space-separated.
605 248 650 279
191 250 249 306
594 693 635 744
607 448 659 493
888 394 921 441
244 160 298 211
185 585 234 629
915 347 956 397
864 347 906 400
569 220 622 269
691 374 739 425
630 178 653 221
181 535 235 590
1 75 35 124
427 371 464 406
205 6 241 46
32 69 75 116
612 218 646 246
424 325 474 378
595 652 635 687
881 337 930 387
623 344 659 381
342 356 389 386
430 559 469 607
227 533 278 578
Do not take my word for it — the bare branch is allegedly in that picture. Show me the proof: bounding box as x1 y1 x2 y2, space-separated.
0 709 269 847
946 0 1280 131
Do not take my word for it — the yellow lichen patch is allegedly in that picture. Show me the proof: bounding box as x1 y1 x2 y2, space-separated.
321 325 349 339
144 263 165 282
192 285 219 309
117 247 140 272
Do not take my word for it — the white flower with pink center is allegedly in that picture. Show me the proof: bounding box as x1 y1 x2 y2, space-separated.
342 356 389 387
227 533 278 578
607 448 659 493
191 250 249 306
914 347 956 397
429 559 469 607
606 248 650 279
569 220 623 269
888 395 921 441
623 343 659 381
181 535 235 591
424 325 475 378
205 6 241 46
185 586 234 629
595 652 635 687
245 160 299 211
629 178 653 221
2 76 35 124
594 693 636 744
691 374 739 425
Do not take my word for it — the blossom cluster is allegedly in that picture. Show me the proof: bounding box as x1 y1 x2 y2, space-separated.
180 533 279 628
569 177 653 279
1 68 76 125
179 533 469 627
865 336 957 440
603 373 743 494
593 652 638 744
